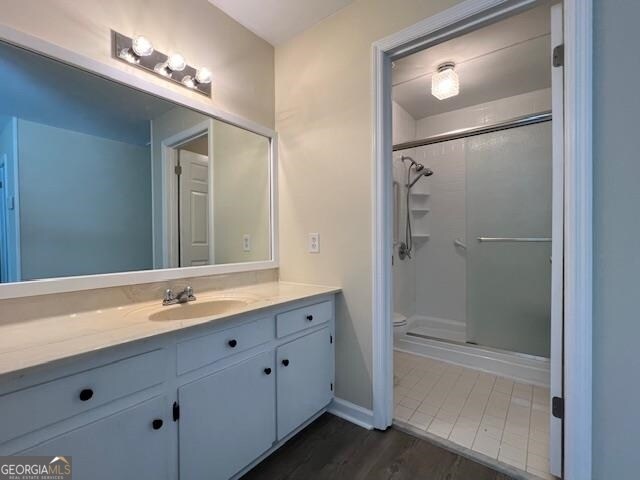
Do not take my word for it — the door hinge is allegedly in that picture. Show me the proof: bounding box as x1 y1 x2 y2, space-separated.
173 401 180 421
174 164 183 176
552 396 564 419
330 334 333 344
553 44 564 67
330 383 333 391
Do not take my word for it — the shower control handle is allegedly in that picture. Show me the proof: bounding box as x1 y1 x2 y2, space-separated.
453 238 467 250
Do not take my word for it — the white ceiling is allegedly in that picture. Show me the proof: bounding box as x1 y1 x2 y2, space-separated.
208 0 354 45
392 5 552 119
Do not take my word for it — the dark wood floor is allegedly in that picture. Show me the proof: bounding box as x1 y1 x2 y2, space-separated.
242 414 513 480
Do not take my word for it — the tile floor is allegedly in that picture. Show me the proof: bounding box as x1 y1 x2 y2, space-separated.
393 350 553 479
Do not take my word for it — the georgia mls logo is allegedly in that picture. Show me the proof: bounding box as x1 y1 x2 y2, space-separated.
0 455 72 479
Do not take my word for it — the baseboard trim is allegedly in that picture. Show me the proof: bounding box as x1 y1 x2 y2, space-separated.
395 335 549 387
328 397 375 430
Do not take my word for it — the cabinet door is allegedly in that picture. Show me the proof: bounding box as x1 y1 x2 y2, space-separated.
179 350 276 480
22 396 170 480
277 327 333 439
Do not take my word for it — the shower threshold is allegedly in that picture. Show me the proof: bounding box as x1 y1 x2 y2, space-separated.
396 331 549 386
405 331 545 362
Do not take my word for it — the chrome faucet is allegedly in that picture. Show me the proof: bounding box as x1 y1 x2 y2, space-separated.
163 286 196 306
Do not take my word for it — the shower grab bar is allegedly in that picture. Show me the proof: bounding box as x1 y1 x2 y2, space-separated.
393 181 400 246
453 238 467 249
477 237 552 243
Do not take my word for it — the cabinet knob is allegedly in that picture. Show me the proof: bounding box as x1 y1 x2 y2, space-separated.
152 419 163 430
306 315 314 321
264 367 272 375
281 359 290 367
79 388 94 401
228 339 238 348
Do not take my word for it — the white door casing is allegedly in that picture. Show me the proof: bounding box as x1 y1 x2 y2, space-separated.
372 1 592 478
549 3 564 476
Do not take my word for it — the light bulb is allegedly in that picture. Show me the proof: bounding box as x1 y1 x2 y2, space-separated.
182 75 196 89
154 62 171 77
118 48 139 64
431 63 459 100
195 67 212 84
167 53 186 72
132 35 154 57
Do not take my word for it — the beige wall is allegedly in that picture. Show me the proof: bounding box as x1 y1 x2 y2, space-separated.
275 0 462 409
213 120 271 264
0 0 274 128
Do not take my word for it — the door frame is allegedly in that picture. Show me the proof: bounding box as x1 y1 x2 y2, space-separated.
160 120 215 268
371 1 592 479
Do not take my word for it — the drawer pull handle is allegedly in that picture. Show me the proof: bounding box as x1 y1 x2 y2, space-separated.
281 359 290 367
264 368 272 375
306 315 314 321
79 388 94 401
228 339 238 348
152 419 164 430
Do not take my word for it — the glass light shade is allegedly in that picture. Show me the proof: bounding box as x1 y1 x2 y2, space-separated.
182 75 196 89
154 62 171 77
195 67 212 84
118 48 139 64
167 53 186 72
132 36 154 57
431 66 459 100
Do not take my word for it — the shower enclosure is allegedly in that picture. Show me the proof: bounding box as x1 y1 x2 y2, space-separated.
394 114 552 358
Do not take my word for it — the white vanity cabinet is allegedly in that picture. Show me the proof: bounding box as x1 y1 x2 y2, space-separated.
0 294 336 480
276 327 334 439
178 350 276 480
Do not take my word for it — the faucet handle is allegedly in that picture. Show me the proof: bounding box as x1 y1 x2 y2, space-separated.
185 286 195 300
163 289 175 304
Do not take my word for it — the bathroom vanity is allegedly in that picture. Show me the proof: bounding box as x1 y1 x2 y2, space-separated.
0 283 339 480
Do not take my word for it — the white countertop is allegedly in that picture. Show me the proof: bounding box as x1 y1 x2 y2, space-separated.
0 282 340 377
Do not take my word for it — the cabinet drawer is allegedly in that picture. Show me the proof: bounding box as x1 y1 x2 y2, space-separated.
0 349 165 444
177 316 274 375
276 300 333 338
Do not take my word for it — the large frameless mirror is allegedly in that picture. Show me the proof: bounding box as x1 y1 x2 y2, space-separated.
0 39 274 286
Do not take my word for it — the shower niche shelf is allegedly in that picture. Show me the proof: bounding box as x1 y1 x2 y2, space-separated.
412 208 430 215
412 234 430 241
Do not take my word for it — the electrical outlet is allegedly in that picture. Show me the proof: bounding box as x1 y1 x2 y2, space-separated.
308 233 320 253
243 234 251 252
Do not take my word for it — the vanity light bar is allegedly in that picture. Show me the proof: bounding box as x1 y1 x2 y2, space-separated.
111 31 212 97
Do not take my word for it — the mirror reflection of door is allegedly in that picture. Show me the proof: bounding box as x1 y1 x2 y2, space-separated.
177 135 211 267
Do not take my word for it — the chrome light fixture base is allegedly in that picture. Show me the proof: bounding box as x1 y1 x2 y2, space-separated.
112 31 211 97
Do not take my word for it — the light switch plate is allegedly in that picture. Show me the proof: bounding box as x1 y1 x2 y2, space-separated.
243 234 251 252
308 233 320 253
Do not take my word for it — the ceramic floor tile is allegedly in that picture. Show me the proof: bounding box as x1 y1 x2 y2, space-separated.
472 432 500 458
527 438 549 458
501 430 528 450
408 411 433 430
394 351 550 478
416 401 440 417
527 452 550 472
399 396 421 410
526 466 554 480
493 377 514 395
427 418 455 438
394 405 414 421
449 426 477 448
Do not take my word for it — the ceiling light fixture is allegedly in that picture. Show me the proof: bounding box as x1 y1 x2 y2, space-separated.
112 31 212 97
431 62 459 100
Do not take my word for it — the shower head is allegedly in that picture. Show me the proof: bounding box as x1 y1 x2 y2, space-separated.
408 167 434 188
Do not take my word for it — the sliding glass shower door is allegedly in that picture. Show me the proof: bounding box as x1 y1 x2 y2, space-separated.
465 122 552 357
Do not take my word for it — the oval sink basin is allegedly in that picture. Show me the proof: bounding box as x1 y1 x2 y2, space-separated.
149 299 249 322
